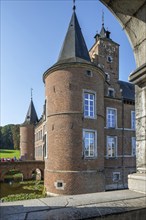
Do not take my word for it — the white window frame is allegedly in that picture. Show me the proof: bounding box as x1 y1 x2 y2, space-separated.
106 107 117 128
113 172 120 182
83 129 97 159
43 132 48 159
132 137 136 156
131 111 135 130
105 72 110 82
83 90 96 119
106 136 117 158
54 180 66 190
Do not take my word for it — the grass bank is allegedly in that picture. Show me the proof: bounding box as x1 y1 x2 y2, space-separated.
0 149 20 159
0 180 46 202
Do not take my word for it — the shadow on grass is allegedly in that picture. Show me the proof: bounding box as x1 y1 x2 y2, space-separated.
0 150 14 154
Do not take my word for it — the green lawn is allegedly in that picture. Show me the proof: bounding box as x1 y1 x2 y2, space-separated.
0 149 20 159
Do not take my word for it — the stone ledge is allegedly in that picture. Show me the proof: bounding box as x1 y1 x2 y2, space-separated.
0 190 146 220
128 173 146 194
128 173 146 180
129 63 146 87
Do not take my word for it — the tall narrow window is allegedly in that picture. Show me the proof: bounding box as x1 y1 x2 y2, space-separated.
131 111 135 129
43 133 47 159
83 129 97 158
108 88 115 97
107 108 117 128
132 137 136 156
84 91 96 118
107 136 117 158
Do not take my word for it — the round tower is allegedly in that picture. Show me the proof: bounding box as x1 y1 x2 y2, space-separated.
43 8 105 195
20 98 38 160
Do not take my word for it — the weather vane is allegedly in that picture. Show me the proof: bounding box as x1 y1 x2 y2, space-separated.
102 10 104 26
31 88 33 100
73 0 76 11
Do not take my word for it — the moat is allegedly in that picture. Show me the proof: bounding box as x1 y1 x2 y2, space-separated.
0 180 45 201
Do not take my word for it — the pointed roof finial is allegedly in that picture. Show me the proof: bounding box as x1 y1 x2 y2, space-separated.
73 0 76 11
102 10 104 26
31 88 33 100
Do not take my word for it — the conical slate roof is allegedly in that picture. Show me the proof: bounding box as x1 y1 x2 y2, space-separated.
57 10 91 63
23 99 38 125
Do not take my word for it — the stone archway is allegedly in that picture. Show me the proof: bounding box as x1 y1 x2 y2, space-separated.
31 168 43 181
100 0 146 194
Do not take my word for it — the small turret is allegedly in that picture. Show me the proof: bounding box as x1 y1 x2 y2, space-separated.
20 95 38 161
23 99 38 125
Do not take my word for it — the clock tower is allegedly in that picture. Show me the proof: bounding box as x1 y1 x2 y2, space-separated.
89 21 121 99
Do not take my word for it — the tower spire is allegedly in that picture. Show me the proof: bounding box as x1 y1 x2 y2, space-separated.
102 10 104 26
57 5 91 63
31 88 33 100
73 0 76 11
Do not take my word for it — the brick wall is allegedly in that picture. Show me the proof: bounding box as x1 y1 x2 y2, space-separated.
44 63 105 195
20 124 35 161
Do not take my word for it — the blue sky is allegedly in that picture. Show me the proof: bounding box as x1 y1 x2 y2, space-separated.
1 0 136 126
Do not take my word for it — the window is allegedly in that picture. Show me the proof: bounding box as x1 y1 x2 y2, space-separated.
107 108 117 128
132 137 136 156
105 73 110 82
57 182 63 188
131 111 135 129
43 133 47 158
84 91 96 118
35 146 42 157
107 55 113 63
113 172 120 182
108 88 115 97
107 136 117 158
83 129 97 158
54 180 66 190
44 99 47 120
85 70 93 77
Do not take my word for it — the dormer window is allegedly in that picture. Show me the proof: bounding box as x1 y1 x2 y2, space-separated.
107 56 113 63
105 73 110 82
108 88 115 97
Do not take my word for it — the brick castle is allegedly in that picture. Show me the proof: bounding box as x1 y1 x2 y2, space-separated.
20 7 136 196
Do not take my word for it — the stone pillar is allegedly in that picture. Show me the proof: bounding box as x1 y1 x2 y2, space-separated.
128 64 146 194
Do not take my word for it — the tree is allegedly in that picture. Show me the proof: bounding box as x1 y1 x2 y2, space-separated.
0 124 20 149
11 125 20 150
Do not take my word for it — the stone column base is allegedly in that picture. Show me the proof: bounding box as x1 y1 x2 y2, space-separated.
128 173 146 194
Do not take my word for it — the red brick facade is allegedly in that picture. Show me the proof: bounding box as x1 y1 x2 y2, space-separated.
20 11 136 195
43 64 105 195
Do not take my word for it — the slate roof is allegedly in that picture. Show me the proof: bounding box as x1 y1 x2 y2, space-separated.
100 24 107 38
118 80 135 101
57 10 91 64
23 99 38 125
